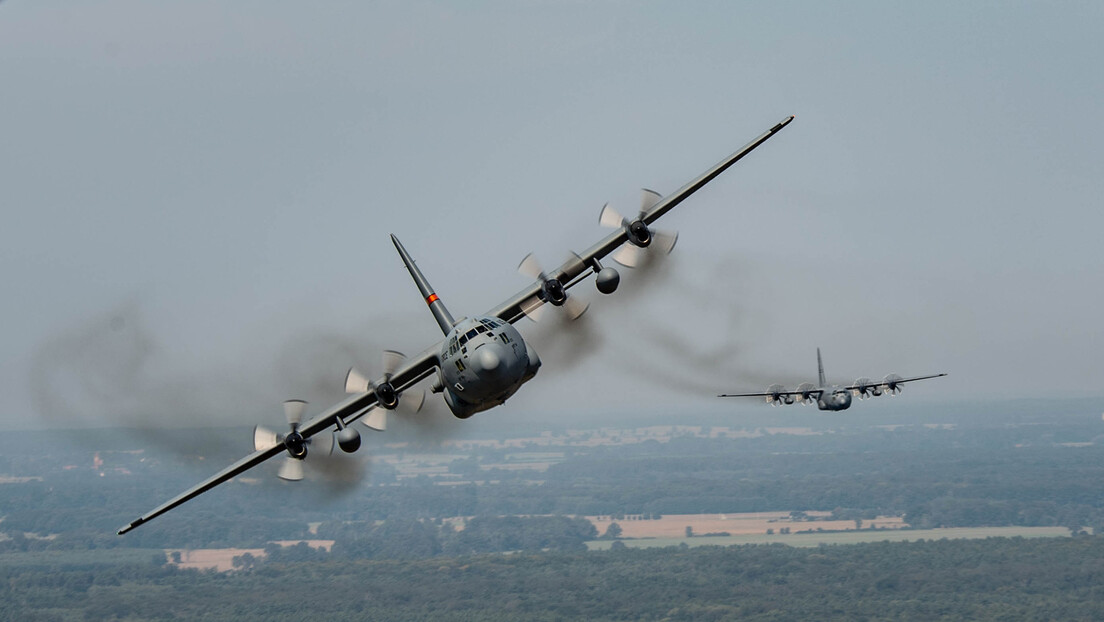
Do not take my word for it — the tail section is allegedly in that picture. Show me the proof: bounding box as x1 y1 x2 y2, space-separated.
817 348 826 387
391 234 456 335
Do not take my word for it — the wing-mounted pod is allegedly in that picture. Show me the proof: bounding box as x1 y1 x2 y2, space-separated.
253 400 335 481
796 382 817 405
517 253 589 321
852 377 876 399
599 189 679 268
882 374 904 396
345 350 426 434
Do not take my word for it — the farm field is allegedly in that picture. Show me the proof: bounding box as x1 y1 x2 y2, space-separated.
587 526 1076 550
588 511 906 538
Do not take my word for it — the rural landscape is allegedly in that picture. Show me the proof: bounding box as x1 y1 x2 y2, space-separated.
3 398 1103 619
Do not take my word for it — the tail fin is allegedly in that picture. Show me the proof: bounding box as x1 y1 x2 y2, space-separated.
817 347 826 387
391 234 456 335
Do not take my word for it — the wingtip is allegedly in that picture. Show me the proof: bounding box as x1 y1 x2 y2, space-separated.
772 115 796 132
117 518 143 535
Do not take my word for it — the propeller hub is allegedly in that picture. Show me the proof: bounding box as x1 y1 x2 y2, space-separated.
376 382 399 410
628 220 652 247
542 278 567 305
284 431 307 459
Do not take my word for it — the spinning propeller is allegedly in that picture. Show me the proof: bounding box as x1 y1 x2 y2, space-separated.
517 252 589 321
852 377 882 399
345 350 426 432
253 400 333 482
599 189 678 268
882 374 904 396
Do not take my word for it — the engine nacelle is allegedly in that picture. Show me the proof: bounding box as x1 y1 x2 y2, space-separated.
797 382 817 404
767 383 785 406
541 278 567 305
284 431 308 459
852 377 874 399
627 220 652 247
883 373 904 395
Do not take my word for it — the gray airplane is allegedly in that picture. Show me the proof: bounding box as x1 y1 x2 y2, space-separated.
718 348 946 411
117 115 795 534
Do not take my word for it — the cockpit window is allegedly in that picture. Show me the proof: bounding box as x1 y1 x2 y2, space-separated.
466 328 479 340
459 333 468 346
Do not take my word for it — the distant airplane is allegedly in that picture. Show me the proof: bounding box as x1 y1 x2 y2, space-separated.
718 348 946 411
117 115 796 535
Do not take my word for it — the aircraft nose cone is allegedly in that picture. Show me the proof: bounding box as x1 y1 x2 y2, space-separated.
475 344 504 375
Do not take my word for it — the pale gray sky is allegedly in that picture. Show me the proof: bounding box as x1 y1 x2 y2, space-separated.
3 1 1103 432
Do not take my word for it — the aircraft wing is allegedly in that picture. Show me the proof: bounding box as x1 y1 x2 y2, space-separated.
717 388 823 399
485 115 795 324
117 347 439 535
840 373 947 392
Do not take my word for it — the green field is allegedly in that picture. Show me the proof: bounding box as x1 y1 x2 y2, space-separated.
587 526 1074 550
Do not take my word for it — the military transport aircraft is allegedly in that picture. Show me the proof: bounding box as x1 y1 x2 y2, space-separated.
117 115 794 535
718 348 946 411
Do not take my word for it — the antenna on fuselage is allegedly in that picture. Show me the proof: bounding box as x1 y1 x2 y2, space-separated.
817 347 826 387
391 234 457 335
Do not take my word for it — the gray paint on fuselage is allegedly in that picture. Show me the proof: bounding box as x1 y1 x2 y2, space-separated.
817 388 852 411
438 316 538 417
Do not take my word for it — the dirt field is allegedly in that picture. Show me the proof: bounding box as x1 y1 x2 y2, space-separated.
587 526 1074 550
167 540 333 572
588 512 907 538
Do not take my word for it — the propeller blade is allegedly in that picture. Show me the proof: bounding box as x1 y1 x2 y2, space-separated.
277 457 305 482
283 400 307 426
639 188 662 213
381 350 406 379
517 253 545 280
652 228 679 254
520 295 546 322
310 430 335 456
399 388 426 414
253 426 281 452
612 243 644 268
599 203 624 228
345 367 372 394
362 408 387 431
563 294 589 321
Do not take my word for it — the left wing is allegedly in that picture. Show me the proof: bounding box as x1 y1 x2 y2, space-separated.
487 115 794 324
717 388 823 399
117 347 439 534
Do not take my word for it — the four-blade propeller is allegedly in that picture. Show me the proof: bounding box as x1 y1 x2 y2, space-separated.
345 350 426 432
599 189 679 268
253 400 333 482
517 252 589 322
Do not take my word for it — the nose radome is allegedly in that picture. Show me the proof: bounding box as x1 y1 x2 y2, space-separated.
475 343 504 373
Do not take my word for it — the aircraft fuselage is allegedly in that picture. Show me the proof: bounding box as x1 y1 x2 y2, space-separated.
817 388 852 411
437 316 540 418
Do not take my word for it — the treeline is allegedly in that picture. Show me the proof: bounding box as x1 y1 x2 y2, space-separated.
3 536 1104 621
4 422 1104 548
0 516 598 561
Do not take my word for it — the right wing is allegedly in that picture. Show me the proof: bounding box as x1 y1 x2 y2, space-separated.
117 347 439 535
841 373 948 394
485 115 795 324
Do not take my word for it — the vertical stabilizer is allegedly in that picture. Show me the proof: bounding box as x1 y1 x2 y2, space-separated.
391 234 456 335
817 348 826 387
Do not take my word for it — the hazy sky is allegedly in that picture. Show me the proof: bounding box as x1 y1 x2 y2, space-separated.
3 1 1103 433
